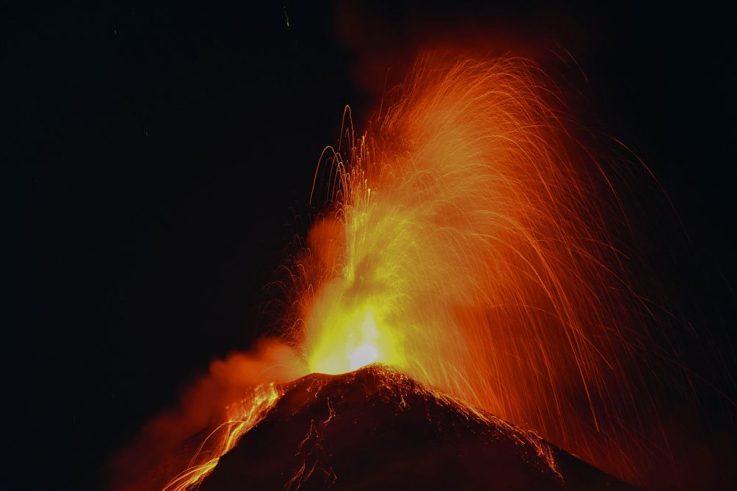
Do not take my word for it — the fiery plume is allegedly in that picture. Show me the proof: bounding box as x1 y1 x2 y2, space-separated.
295 53 654 484
115 53 668 490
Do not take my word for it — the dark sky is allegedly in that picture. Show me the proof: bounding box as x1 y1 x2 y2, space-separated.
6 1 737 490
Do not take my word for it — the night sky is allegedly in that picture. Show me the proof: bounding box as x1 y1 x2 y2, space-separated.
6 1 737 489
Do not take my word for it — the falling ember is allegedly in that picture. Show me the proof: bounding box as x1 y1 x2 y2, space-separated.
141 52 669 491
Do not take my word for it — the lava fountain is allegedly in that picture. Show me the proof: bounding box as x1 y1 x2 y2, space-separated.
293 54 654 484
120 53 668 491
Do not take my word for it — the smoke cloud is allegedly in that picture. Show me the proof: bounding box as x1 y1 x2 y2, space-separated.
110 338 306 491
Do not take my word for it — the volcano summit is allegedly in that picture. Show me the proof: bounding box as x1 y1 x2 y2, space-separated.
197 366 635 490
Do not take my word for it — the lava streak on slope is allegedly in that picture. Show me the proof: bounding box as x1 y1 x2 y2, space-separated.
162 383 282 491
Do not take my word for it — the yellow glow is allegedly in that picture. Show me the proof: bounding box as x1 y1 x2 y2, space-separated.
306 307 403 375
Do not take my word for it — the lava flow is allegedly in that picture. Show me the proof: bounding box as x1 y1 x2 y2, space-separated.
115 53 665 491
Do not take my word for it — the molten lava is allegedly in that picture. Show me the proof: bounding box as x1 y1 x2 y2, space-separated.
133 53 666 491
162 384 282 491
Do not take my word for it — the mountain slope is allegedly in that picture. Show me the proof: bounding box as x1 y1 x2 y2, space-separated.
201 365 636 490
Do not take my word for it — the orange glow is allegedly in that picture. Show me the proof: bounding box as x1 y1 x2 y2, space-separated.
294 54 652 484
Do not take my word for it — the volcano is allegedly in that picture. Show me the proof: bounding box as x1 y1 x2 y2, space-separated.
198 366 636 490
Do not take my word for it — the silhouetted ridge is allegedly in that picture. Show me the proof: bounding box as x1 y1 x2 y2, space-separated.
201 365 636 490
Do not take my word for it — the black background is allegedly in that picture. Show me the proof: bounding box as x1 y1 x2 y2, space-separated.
5 1 736 489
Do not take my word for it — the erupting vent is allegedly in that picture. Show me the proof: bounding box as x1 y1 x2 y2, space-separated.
114 53 662 491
